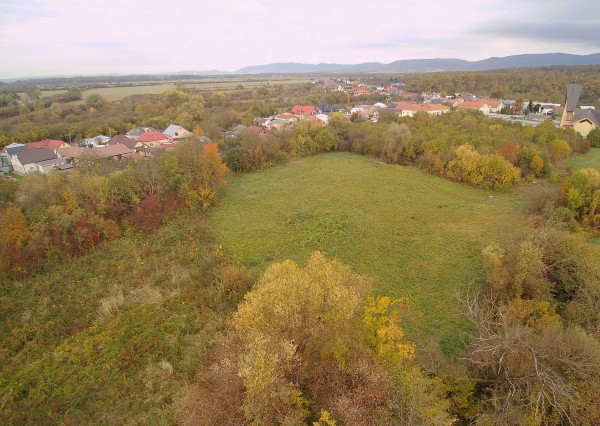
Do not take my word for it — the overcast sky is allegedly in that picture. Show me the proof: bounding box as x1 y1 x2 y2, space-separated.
0 0 599 79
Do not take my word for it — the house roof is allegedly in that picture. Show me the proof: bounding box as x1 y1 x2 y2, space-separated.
122 152 145 160
292 105 319 115
574 108 600 128
6 144 27 156
244 126 265 133
565 84 582 112
83 135 110 145
36 158 65 167
163 124 181 136
275 113 297 120
406 103 450 112
57 146 85 159
107 134 138 150
26 139 65 150
16 147 57 165
126 126 158 138
138 131 170 143
315 103 334 112
163 124 186 137
457 100 500 110
91 144 132 158
56 163 74 171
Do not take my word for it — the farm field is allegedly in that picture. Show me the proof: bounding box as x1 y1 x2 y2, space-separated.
567 147 600 172
78 83 177 101
209 152 525 354
18 76 317 104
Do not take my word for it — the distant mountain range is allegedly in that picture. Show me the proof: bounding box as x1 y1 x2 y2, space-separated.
3 53 600 83
231 53 600 74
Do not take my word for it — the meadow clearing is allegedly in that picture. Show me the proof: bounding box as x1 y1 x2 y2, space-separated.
209 152 525 354
567 147 600 172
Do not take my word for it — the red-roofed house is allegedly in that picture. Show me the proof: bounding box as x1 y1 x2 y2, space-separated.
138 131 172 149
397 103 450 117
26 139 69 151
291 105 321 116
457 100 503 115
244 126 267 136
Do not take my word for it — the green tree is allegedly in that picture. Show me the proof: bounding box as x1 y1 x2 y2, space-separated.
25 86 42 101
588 128 600 148
162 89 190 108
84 93 107 110
382 122 411 164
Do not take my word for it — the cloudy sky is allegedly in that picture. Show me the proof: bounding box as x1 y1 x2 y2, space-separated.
0 0 598 79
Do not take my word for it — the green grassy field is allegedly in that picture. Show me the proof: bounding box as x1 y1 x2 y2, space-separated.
80 83 178 101
209 153 525 354
567 147 600 172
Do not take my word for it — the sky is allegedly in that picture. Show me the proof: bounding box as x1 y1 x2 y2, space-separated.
0 0 599 79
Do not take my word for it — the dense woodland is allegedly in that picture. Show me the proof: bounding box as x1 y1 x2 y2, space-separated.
1 67 600 424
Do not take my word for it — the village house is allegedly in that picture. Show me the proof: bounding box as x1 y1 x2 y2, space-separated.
274 113 299 125
244 126 267 136
107 134 144 153
57 146 85 162
126 126 159 140
163 124 193 140
315 103 334 113
397 103 450 117
137 131 172 149
560 84 600 137
26 139 69 150
350 105 378 118
82 135 110 148
291 105 321 116
11 147 62 174
457 100 503 115
1 143 27 173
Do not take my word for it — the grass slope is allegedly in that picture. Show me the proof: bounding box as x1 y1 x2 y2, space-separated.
0 215 221 423
567 147 600 172
209 153 525 354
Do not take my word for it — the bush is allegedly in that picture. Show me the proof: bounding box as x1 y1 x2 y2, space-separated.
588 128 600 148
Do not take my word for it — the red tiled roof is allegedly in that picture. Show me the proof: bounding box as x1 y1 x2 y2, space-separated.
26 139 65 150
276 113 297 120
457 100 503 110
138 131 170 142
292 105 319 115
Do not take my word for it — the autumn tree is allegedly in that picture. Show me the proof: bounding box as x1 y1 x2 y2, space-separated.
174 140 228 210
181 253 452 425
162 89 190 108
496 140 520 164
551 139 572 161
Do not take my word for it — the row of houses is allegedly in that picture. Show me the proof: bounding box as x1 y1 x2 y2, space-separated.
0 124 197 175
247 98 510 134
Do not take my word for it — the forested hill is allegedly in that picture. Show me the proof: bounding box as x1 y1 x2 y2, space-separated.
234 53 600 74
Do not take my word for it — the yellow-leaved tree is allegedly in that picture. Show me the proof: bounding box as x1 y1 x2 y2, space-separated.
180 253 452 425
